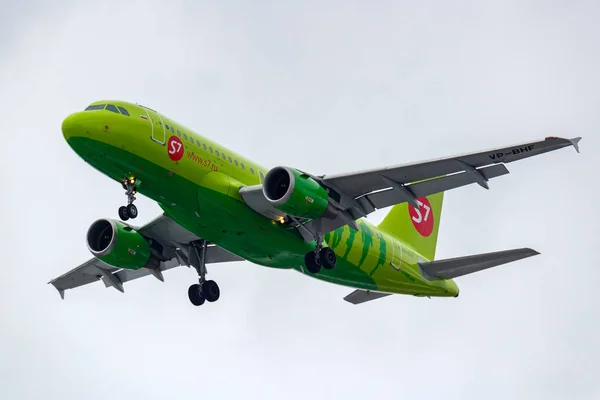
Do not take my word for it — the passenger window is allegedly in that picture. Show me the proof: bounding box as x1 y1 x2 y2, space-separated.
165 124 170 130
234 160 238 166
209 147 213 153
250 168 255 174
241 163 245 169
106 104 119 113
189 136 194 143
117 106 130 116
215 150 220 156
222 153 226 160
228 157 232 163
260 171 265 181
170 126 175 133
196 140 201 147
203 144 207 150
85 104 106 111
183 133 188 140
177 130 181 137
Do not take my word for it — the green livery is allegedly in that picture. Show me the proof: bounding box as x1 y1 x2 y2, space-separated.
52 99 581 305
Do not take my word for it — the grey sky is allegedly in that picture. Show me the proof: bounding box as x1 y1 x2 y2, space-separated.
1 1 599 399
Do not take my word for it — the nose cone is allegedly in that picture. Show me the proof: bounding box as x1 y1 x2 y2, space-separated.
62 112 85 141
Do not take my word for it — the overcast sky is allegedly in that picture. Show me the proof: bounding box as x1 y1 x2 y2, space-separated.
1 1 599 399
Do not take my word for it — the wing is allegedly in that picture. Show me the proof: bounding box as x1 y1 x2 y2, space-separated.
418 247 539 280
321 136 581 198
48 214 243 299
240 136 581 241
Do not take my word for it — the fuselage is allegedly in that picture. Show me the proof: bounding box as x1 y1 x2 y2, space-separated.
61 100 459 297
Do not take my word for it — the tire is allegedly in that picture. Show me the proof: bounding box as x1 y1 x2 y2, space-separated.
126 203 138 219
320 247 336 269
202 280 220 302
304 252 322 274
118 206 129 221
188 284 205 306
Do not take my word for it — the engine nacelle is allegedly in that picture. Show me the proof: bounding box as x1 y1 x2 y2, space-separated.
263 166 337 220
86 218 152 270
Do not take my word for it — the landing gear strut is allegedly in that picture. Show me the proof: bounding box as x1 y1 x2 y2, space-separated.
304 232 337 274
118 177 138 221
187 240 221 307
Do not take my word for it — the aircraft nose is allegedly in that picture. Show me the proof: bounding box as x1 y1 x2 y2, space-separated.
61 112 85 141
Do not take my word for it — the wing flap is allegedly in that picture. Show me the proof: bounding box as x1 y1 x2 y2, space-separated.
418 247 540 280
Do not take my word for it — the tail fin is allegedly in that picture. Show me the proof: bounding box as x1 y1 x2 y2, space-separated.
378 192 444 261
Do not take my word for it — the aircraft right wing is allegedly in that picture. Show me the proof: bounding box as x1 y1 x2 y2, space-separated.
48 214 244 299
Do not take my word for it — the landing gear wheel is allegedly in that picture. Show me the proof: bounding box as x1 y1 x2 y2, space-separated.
118 206 129 221
320 247 337 269
126 203 138 219
304 252 322 274
188 284 205 306
202 280 220 302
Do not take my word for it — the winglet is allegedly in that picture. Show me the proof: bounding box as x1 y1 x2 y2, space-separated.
570 137 582 153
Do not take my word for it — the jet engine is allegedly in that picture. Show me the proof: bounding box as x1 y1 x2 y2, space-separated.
86 218 152 270
262 166 338 220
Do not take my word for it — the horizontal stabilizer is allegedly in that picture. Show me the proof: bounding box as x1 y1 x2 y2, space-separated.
343 289 391 305
418 248 540 280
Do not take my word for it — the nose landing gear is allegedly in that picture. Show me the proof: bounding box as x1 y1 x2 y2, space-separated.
118 177 139 221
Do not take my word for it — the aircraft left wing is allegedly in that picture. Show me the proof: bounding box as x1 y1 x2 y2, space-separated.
240 136 581 242
320 136 581 199
49 214 243 299
343 289 391 305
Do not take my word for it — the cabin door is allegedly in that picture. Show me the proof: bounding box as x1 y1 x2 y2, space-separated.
141 106 166 145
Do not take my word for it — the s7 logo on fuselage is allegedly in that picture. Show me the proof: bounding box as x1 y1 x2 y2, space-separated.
167 136 184 161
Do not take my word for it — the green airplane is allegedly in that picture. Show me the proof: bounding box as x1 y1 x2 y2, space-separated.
50 100 582 306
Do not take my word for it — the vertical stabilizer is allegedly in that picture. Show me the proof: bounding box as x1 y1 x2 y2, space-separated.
378 192 444 261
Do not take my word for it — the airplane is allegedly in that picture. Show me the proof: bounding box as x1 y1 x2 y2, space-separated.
49 100 582 306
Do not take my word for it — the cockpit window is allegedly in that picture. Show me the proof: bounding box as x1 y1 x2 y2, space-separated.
106 104 119 113
117 106 130 116
85 104 106 111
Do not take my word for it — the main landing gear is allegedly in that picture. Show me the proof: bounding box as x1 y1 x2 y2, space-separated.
187 240 220 307
304 232 337 274
118 177 138 221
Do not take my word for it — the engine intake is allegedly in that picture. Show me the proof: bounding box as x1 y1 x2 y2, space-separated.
263 166 337 220
86 219 152 270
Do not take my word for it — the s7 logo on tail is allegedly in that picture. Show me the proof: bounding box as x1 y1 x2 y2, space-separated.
408 197 434 237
